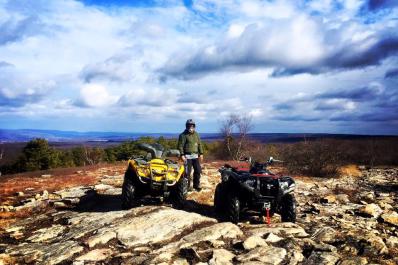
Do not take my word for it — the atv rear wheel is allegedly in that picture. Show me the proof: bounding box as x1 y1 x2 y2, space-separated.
171 175 188 208
226 193 240 224
121 168 138 209
280 193 296 222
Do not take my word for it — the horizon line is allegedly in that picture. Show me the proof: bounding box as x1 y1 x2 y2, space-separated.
0 128 397 137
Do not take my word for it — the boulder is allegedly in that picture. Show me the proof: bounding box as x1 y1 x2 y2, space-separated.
172 258 190 265
338 257 368 265
155 222 243 257
0 254 14 265
320 195 336 204
378 201 393 210
386 236 398 248
306 251 340 265
76 248 113 261
209 249 235 265
236 245 287 265
264 232 283 243
242 235 267 250
336 194 350 204
357 203 383 218
360 192 375 201
42 190 49 200
52 201 69 208
94 183 115 190
356 233 388 255
243 222 308 238
286 250 305 265
311 227 339 244
379 211 398 226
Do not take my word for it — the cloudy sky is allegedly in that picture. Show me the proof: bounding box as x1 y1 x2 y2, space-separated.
0 0 397 134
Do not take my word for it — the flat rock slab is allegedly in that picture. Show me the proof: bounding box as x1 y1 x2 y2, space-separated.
6 240 84 265
236 245 287 265
54 186 94 199
62 207 157 241
27 224 66 243
3 207 158 264
116 207 217 248
242 222 309 238
155 222 243 256
306 251 340 265
76 248 113 261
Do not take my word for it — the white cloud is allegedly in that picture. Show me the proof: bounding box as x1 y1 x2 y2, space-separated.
76 83 118 108
0 0 397 134
118 88 180 107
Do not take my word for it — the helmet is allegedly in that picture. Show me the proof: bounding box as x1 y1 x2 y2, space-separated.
185 119 196 128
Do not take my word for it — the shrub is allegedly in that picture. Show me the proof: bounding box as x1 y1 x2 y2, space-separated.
20 138 61 171
281 140 342 177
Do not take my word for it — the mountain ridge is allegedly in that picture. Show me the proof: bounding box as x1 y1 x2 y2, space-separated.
0 128 396 143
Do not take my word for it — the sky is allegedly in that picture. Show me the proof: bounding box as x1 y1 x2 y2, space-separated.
0 0 397 134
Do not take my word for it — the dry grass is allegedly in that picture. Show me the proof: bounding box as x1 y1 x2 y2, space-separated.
0 162 126 230
0 162 126 205
292 175 318 183
0 209 33 230
189 191 213 206
339 164 362 177
1 161 125 180
333 186 358 197
0 173 97 205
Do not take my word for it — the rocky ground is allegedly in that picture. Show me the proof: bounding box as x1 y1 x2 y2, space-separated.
0 162 397 265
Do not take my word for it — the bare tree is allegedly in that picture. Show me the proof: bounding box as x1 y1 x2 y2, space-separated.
220 114 239 158
84 146 94 166
219 114 253 160
83 146 104 165
235 115 253 160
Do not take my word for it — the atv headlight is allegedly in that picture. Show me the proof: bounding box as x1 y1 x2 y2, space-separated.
168 171 179 178
244 178 256 188
152 168 165 174
280 181 288 189
280 179 295 193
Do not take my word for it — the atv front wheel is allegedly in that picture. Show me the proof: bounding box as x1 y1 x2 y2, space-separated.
121 168 138 209
280 193 296 222
214 183 226 216
171 176 189 208
226 194 240 224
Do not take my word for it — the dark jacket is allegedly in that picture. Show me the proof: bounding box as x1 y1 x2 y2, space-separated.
177 130 203 155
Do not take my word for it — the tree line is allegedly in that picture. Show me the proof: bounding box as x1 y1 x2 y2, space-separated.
1 114 397 177
0 136 184 175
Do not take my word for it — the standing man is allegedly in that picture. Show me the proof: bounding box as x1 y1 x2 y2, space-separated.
178 119 204 191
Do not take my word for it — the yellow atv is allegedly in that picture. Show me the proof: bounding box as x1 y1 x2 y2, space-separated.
121 143 188 209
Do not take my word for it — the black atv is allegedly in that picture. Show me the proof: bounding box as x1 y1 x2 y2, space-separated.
214 157 296 223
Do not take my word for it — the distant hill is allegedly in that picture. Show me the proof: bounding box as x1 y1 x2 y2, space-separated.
0 129 396 143
0 129 180 142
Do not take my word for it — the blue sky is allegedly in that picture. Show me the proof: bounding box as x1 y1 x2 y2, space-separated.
0 0 397 134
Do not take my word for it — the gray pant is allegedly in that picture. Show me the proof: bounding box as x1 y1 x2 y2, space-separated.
186 158 202 188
